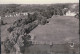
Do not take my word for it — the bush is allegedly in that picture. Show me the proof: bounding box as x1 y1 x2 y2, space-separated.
13 18 25 27
16 34 32 53
0 20 7 25
40 11 50 18
40 9 55 19
75 13 79 19
7 26 15 33
4 37 14 53
28 12 37 22
4 29 32 54
23 20 38 33
12 12 38 28
40 17 47 25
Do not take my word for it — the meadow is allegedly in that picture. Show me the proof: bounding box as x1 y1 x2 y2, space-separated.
29 16 79 44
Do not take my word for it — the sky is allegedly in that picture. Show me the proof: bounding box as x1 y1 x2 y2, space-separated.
0 0 79 4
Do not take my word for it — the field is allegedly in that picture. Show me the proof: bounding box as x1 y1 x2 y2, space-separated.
24 16 79 54
1 15 79 54
29 16 79 44
24 44 79 54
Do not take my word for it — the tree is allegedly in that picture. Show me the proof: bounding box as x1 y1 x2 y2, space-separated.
40 17 47 25
4 28 32 54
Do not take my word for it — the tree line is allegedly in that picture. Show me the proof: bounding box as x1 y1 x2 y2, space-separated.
0 3 78 17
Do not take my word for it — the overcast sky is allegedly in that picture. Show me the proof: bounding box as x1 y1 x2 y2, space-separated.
0 0 79 4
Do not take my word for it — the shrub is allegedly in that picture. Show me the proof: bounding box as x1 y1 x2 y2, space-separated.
0 20 7 25
4 29 32 54
75 13 79 19
40 17 47 25
40 9 54 19
7 26 15 33
24 20 38 33
12 12 38 28
13 18 23 27
28 12 37 22
4 37 14 53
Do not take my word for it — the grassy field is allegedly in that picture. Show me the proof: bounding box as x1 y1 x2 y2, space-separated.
24 44 79 54
25 16 79 54
29 16 79 44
